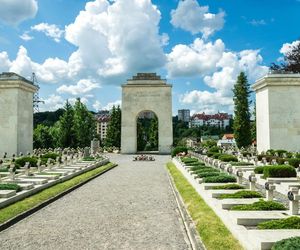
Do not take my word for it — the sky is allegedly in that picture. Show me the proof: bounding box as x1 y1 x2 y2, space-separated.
0 0 299 115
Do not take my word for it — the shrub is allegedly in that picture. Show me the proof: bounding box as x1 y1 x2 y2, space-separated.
186 161 205 166
193 168 220 174
206 152 214 157
254 166 264 174
208 146 220 153
263 165 296 178
172 146 188 157
0 183 22 192
212 184 245 190
230 162 253 166
288 158 300 168
197 172 221 178
275 149 288 157
272 237 300 250
190 166 209 171
231 200 286 211
0 167 9 172
41 153 60 160
258 216 300 230
15 157 38 168
83 156 95 161
218 154 238 162
203 175 236 183
212 153 222 159
219 190 263 199
181 157 198 164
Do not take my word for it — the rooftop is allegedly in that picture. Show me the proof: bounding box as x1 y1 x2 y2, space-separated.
0 72 34 85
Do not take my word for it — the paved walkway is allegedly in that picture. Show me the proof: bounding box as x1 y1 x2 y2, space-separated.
0 154 191 250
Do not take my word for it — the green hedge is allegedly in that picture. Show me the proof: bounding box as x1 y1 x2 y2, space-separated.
172 146 188 157
212 184 245 190
263 165 296 178
203 175 236 183
209 146 220 153
272 237 300 250
258 216 300 229
41 153 60 160
254 166 264 174
197 172 221 178
190 165 209 171
230 162 253 166
0 183 22 192
231 200 286 211
181 157 198 164
186 161 205 166
218 154 238 162
213 153 222 159
219 190 263 199
288 158 300 168
15 156 38 168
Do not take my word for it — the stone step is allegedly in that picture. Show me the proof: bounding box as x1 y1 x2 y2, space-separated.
221 198 261 209
0 190 16 198
229 211 287 226
202 183 238 190
248 230 300 250
14 178 48 185
209 189 244 198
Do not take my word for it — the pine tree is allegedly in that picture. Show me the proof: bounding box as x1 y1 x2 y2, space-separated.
149 116 158 149
58 100 77 148
105 105 121 148
73 98 96 147
233 72 252 148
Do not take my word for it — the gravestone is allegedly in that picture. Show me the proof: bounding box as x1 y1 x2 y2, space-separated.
253 74 300 152
0 72 38 156
121 73 173 154
91 138 100 155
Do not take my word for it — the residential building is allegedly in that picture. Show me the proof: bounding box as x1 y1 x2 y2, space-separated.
190 112 232 129
95 111 110 141
217 133 236 147
178 109 190 122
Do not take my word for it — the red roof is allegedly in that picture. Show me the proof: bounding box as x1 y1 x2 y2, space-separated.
222 134 234 140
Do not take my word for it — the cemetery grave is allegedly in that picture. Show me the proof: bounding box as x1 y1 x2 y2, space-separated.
173 152 300 250
0 147 111 210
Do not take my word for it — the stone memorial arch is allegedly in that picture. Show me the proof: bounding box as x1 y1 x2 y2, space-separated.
121 73 173 154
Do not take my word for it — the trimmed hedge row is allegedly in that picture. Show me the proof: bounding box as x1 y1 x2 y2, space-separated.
231 200 286 211
203 175 236 183
0 183 22 192
258 216 300 229
172 146 188 157
212 184 245 190
272 237 300 250
219 190 263 199
254 165 297 178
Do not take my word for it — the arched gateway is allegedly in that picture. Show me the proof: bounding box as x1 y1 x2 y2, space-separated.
121 73 173 154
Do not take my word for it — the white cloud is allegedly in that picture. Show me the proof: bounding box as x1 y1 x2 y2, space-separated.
167 38 225 77
20 32 34 41
102 100 121 110
92 100 102 111
170 0 225 38
57 79 101 95
178 39 268 113
0 0 38 25
0 51 12 72
40 94 65 112
31 23 64 42
280 40 300 55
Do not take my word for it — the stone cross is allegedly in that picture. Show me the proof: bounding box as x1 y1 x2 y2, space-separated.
24 162 30 176
9 164 15 180
37 159 42 172
248 172 257 191
288 187 300 215
236 170 243 185
265 182 275 201
47 158 52 169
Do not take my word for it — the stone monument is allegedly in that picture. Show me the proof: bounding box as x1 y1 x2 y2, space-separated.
252 73 300 152
121 73 173 154
0 72 38 156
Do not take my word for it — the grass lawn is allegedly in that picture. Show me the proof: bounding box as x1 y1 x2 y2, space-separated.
167 162 242 250
0 162 116 225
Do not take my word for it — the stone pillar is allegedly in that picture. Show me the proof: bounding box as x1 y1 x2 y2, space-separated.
121 73 173 154
252 74 300 153
0 72 38 156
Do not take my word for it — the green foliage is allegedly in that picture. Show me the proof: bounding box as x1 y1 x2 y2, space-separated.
230 162 253 166
83 156 96 161
258 216 300 229
213 153 222 159
105 105 121 148
190 166 210 171
181 157 198 163
73 98 96 147
41 153 59 160
33 109 64 128
218 154 238 162
231 200 286 211
15 157 38 168
254 166 264 174
0 183 22 192
272 237 300 250
171 146 188 157
212 184 245 190
197 172 221 178
193 168 220 174
203 175 237 183
33 124 55 149
288 158 300 168
186 161 205 166
233 72 252 148
263 165 296 178
209 146 221 153
219 190 263 199
58 100 77 148
202 139 217 148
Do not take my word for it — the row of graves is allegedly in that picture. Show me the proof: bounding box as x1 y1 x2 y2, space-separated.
0 147 109 209
174 148 300 250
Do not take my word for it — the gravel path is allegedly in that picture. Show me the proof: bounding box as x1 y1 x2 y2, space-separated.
0 154 191 250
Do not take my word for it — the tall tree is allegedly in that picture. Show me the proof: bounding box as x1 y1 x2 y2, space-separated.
270 40 300 73
149 116 158 149
105 105 121 148
233 72 252 148
58 100 77 148
73 98 96 147
33 124 54 149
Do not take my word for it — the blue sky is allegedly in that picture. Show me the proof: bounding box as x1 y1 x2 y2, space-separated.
0 0 299 114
